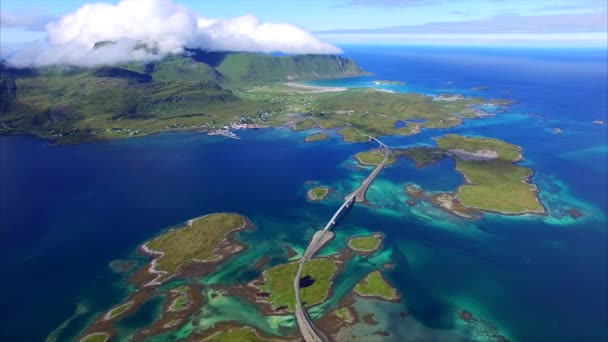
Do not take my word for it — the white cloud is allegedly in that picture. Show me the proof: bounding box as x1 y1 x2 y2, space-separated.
195 15 340 55
3 0 341 68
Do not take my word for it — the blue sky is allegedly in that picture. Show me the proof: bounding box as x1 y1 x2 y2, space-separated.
1 0 607 47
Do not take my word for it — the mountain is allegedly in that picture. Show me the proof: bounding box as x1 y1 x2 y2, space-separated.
215 53 365 86
0 50 366 140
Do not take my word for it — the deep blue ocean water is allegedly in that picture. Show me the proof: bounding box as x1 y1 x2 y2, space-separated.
1 46 607 341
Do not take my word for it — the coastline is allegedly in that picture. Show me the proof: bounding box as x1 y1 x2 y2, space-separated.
137 214 250 287
347 233 383 254
452 157 546 216
284 82 348 93
218 249 351 316
10 46 605 342
353 271 401 303
307 186 330 201
428 135 544 217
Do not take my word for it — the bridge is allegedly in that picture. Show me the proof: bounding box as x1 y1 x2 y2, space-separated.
293 133 390 342
346 136 390 203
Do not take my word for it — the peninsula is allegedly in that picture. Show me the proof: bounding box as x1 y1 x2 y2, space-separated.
1 50 500 145
304 132 329 142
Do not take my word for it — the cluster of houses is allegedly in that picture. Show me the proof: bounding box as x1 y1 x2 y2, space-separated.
105 127 142 136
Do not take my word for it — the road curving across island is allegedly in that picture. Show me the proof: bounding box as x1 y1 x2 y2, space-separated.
293 132 389 342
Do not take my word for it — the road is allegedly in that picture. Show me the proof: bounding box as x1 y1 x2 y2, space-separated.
347 135 390 203
293 134 389 342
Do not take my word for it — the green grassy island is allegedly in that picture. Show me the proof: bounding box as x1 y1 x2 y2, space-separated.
145 213 247 279
434 134 544 215
169 286 191 312
354 149 396 166
103 301 133 320
348 234 382 253
259 258 337 311
307 187 330 201
304 132 328 142
79 332 109 342
204 326 281 342
354 271 399 301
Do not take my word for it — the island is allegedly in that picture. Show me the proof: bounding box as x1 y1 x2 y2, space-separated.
307 186 330 201
353 271 400 301
76 213 250 342
434 134 544 215
167 286 192 312
304 132 328 142
141 213 249 285
354 149 396 166
347 233 383 253
79 332 109 342
103 301 134 321
256 258 338 311
399 135 544 218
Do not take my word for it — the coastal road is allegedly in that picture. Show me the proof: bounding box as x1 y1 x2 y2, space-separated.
293 134 389 342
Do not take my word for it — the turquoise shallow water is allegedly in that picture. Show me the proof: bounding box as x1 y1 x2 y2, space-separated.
1 46 607 341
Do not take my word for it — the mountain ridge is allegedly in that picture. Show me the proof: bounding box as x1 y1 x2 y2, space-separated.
0 50 368 142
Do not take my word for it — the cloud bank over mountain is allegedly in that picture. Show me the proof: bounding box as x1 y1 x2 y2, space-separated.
3 0 341 67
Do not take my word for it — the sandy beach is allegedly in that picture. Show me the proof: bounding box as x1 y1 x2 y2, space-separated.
284 82 348 93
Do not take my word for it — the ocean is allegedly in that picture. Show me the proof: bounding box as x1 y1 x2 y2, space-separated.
1 46 606 341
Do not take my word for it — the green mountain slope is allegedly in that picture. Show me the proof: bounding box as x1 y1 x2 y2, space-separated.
216 53 366 86
0 50 366 140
